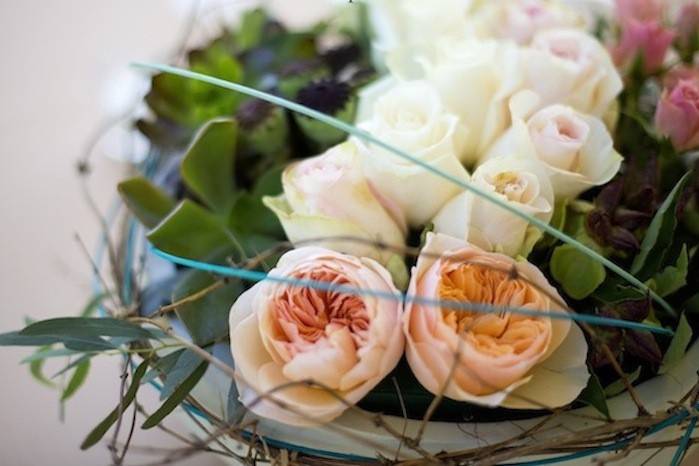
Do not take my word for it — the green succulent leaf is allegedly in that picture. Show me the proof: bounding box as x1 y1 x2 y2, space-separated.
551 243 606 300
631 173 691 280
659 313 693 374
181 118 238 215
147 199 242 261
81 360 149 450
118 177 176 229
172 271 242 346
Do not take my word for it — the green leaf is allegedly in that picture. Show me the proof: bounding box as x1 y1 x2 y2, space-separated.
173 271 242 346
20 317 152 340
29 346 57 388
118 177 176 229
579 372 610 420
631 173 691 280
648 245 689 297
541 199 569 248
181 119 237 214
604 367 641 397
142 361 208 429
147 199 241 261
80 360 149 450
229 193 282 237
551 243 606 299
142 349 186 385
61 359 91 401
53 354 95 379
659 313 693 374
236 9 268 50
63 337 116 352
158 349 204 400
21 347 83 363
0 331 63 347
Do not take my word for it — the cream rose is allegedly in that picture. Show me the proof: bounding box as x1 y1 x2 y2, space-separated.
403 233 589 408
523 28 622 117
486 91 622 198
422 38 524 165
263 141 406 265
433 155 554 258
466 0 585 45
355 80 469 227
367 0 474 76
229 247 404 426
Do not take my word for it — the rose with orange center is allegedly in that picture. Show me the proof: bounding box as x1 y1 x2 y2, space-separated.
403 233 589 408
229 247 404 426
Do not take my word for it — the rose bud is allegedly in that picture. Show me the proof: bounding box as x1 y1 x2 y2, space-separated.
403 233 589 408
485 92 623 199
654 74 699 151
263 141 407 266
612 19 674 74
229 247 404 426
615 0 663 22
676 3 699 56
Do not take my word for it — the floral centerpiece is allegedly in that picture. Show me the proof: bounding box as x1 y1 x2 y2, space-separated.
3 0 699 464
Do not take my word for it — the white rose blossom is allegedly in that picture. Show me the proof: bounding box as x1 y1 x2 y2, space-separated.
421 38 524 165
263 141 406 265
433 155 554 258
486 91 622 199
355 80 469 227
522 28 623 117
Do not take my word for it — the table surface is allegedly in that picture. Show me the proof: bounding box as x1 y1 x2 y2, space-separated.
0 1 695 465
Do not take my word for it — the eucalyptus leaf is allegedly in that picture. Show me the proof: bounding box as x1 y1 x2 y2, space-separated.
61 359 91 401
159 349 204 400
226 381 245 425
173 271 242 346
0 331 63 347
80 360 149 450
659 313 693 374
118 177 176 229
52 354 95 379
648 245 689 297
142 361 208 429
551 243 606 300
579 372 610 420
181 118 237 214
631 173 691 280
142 349 186 386
20 317 152 340
147 199 242 261
29 346 57 388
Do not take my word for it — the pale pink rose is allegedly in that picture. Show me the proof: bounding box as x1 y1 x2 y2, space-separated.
612 19 674 73
403 233 589 408
655 74 699 151
615 0 662 22
229 247 404 426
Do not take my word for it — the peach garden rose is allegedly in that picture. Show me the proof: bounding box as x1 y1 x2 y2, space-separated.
229 247 404 426
403 233 589 409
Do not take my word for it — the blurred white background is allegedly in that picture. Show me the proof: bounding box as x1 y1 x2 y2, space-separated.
0 1 330 465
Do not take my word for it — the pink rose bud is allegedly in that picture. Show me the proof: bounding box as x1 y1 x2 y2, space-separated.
655 74 699 151
612 19 674 73
615 0 663 22
676 3 699 49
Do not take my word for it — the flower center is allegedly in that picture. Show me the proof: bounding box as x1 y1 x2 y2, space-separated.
438 262 549 358
490 171 532 203
271 266 370 360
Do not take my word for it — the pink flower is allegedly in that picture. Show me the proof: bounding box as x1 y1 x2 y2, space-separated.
615 0 663 22
229 247 404 426
612 19 674 73
655 73 699 151
402 233 589 409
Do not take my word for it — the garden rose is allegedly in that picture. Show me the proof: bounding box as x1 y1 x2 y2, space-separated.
356 80 469 226
466 0 584 45
486 91 622 198
263 141 406 264
655 73 699 151
523 28 623 117
433 155 554 258
403 233 589 408
229 247 404 426
423 38 523 164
